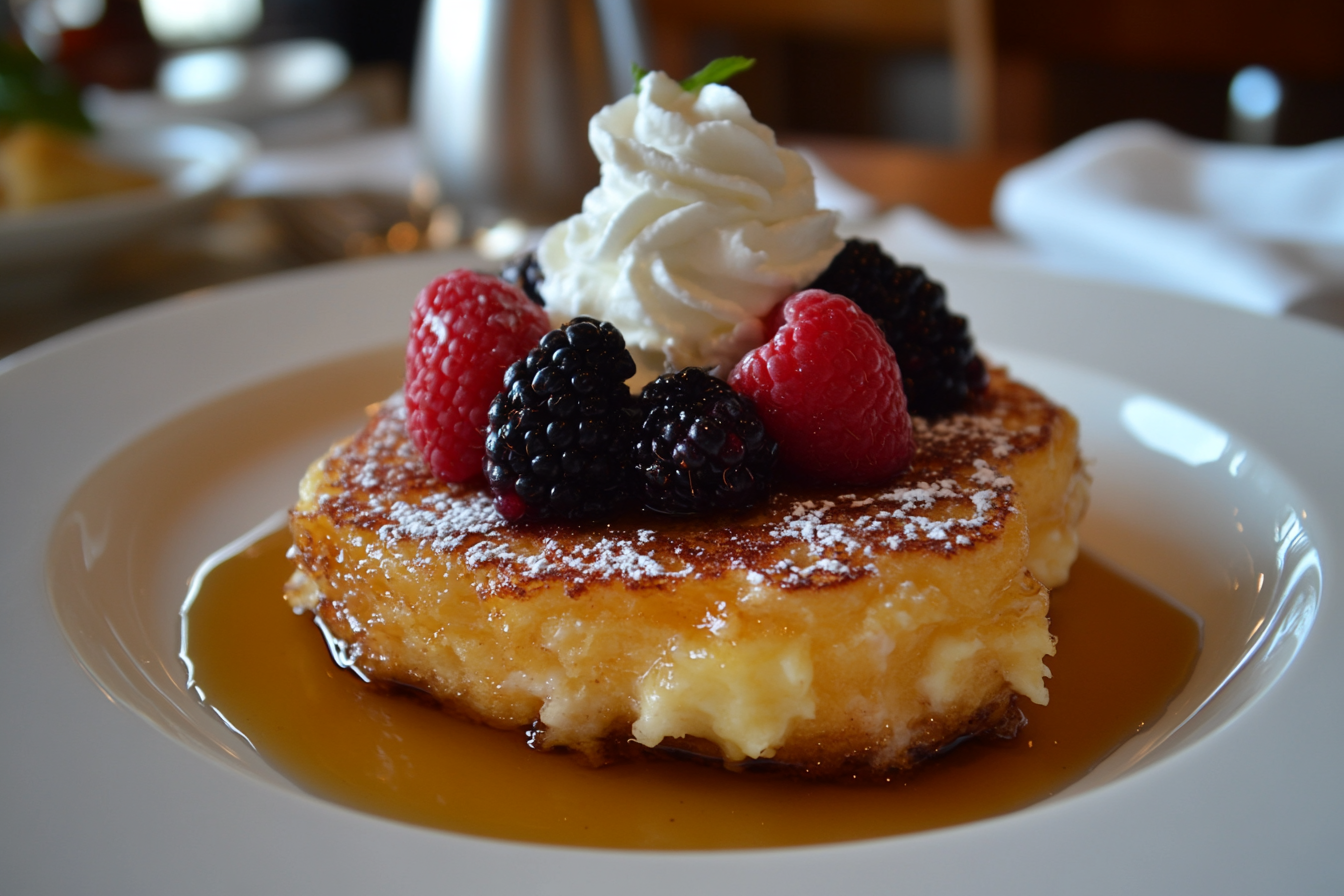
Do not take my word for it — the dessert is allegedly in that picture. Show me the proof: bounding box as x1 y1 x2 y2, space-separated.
284 61 1089 777
1 46 156 210
288 368 1081 775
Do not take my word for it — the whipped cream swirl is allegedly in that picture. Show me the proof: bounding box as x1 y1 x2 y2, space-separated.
537 71 841 384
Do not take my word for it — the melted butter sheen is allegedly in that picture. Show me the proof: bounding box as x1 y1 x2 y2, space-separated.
184 530 1199 850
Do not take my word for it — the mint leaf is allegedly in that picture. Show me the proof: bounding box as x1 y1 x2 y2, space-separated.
631 62 649 90
679 56 754 92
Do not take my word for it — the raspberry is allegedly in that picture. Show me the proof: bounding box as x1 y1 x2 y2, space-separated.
728 289 913 485
499 250 546 306
483 317 638 520
806 239 987 417
634 368 776 514
404 270 551 483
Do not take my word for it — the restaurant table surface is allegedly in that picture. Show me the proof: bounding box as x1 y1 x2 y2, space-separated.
0 138 1032 360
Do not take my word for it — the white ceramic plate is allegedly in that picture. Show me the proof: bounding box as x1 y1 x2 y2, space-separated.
0 119 255 301
2 253 1341 894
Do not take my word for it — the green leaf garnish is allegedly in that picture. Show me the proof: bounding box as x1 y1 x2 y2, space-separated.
630 56 755 95
679 56 754 92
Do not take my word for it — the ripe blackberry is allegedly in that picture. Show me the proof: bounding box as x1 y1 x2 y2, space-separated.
634 368 777 515
483 317 637 520
500 250 546 306
806 239 987 417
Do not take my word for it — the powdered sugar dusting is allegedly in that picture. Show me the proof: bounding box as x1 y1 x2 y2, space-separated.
293 375 1059 596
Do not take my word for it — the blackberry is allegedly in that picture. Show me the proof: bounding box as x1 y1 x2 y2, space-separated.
500 250 546 306
807 239 988 417
483 317 637 520
634 368 776 515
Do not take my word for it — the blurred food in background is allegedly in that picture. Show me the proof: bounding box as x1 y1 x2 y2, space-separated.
0 40 157 210
1 122 155 208
0 36 92 130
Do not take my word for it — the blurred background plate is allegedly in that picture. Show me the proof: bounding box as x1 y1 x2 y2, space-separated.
0 118 255 303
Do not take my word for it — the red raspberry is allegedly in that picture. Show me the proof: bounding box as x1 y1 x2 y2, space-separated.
405 269 550 482
728 289 913 485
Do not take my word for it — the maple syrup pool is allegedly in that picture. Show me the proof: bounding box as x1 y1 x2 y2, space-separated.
181 527 1198 850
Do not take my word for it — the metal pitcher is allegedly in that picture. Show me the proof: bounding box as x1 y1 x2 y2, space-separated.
412 0 647 229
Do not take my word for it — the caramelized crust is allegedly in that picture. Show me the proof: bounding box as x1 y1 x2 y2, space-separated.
287 369 1088 776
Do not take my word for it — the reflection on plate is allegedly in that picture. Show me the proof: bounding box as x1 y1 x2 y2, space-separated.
4 253 1343 893
0 119 255 302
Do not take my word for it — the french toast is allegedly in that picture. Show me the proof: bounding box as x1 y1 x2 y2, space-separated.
286 368 1088 776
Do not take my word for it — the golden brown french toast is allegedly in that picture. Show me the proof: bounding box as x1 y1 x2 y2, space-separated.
286 368 1087 776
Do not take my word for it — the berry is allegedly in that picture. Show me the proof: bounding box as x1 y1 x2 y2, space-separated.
483 317 638 520
634 368 776 515
500 250 546 306
728 289 914 485
806 239 987 417
405 270 551 483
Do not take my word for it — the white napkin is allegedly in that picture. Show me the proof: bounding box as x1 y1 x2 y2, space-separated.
992 121 1344 315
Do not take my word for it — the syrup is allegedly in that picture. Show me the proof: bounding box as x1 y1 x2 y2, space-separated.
183 529 1198 850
